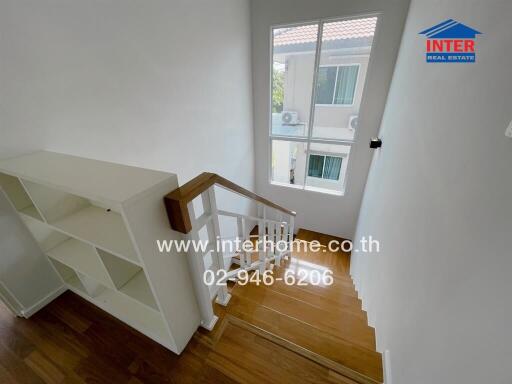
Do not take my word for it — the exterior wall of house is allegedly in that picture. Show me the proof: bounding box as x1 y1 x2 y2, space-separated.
282 54 314 125
272 140 297 184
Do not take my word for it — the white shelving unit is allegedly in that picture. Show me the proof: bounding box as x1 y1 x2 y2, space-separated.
0 151 200 354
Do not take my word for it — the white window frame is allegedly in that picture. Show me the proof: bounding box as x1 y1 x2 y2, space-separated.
268 15 378 196
315 63 361 107
307 153 344 181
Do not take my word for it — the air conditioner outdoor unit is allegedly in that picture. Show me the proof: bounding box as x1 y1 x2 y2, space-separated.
349 115 359 130
282 111 299 125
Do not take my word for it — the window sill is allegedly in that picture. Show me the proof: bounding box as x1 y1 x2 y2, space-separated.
270 181 303 190
315 104 354 108
270 181 344 196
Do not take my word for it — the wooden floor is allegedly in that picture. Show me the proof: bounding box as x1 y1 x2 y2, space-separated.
0 229 381 384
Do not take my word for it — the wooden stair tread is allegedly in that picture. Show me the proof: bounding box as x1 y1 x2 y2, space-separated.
270 269 360 301
271 264 359 297
279 256 355 281
222 295 383 382
231 283 375 350
260 278 367 320
295 228 348 246
288 250 350 278
293 228 351 274
206 316 364 384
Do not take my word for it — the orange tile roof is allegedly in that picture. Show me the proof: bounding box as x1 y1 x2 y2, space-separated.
273 17 377 47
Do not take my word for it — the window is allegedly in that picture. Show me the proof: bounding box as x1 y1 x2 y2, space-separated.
307 154 342 180
316 65 359 105
270 16 377 194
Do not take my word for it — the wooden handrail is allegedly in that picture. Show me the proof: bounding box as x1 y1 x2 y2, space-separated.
164 172 296 233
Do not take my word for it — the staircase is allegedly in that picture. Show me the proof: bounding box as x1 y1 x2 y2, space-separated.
165 174 383 384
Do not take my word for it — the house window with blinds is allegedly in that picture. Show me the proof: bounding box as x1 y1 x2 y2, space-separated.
316 65 359 105
307 154 343 180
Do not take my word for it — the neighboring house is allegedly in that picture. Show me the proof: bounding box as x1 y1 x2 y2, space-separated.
271 18 376 192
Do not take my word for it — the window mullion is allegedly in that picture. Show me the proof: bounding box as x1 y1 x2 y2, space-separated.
303 20 324 188
332 66 339 104
310 137 355 146
270 134 309 143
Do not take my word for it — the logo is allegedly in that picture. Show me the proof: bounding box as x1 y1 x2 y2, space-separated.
419 19 482 63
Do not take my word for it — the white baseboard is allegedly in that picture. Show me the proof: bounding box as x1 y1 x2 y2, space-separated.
383 349 392 384
21 285 67 318
0 281 23 316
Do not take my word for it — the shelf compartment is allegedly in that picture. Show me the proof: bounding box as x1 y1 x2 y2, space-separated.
67 275 88 294
94 287 170 345
52 206 138 264
119 270 159 311
96 248 158 310
21 215 69 252
0 173 43 221
96 248 140 287
67 282 171 347
50 259 86 294
19 205 43 221
21 180 138 263
77 273 107 297
46 239 114 289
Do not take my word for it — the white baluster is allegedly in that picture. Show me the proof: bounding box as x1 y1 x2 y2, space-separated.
237 216 250 268
277 221 287 266
272 217 278 256
236 216 243 266
258 205 267 273
243 218 252 268
277 212 283 242
184 201 218 330
267 220 276 270
257 203 265 259
287 214 295 259
204 188 230 306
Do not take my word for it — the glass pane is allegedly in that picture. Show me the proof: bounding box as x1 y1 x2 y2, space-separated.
271 140 307 187
334 66 359 105
312 17 377 141
324 156 342 180
315 67 337 104
305 142 351 194
307 155 325 177
271 24 319 137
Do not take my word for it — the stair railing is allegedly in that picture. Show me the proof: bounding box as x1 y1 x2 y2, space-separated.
164 173 295 331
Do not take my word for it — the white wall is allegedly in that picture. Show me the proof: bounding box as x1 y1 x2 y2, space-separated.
0 0 254 219
251 0 410 238
351 1 512 383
